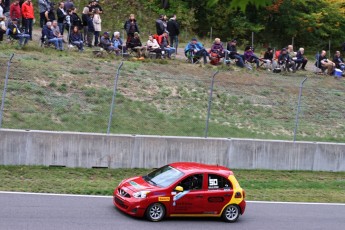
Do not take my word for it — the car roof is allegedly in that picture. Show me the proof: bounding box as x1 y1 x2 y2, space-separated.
169 162 233 176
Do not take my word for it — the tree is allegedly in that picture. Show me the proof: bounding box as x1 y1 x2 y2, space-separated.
207 0 273 11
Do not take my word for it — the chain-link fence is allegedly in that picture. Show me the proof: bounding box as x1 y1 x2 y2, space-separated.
1 54 345 142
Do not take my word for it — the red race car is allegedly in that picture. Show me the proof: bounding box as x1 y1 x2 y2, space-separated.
113 162 246 222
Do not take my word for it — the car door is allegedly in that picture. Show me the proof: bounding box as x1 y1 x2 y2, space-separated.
170 173 205 214
203 174 233 215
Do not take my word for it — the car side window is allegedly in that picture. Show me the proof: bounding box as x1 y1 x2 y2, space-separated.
208 174 231 190
178 174 203 191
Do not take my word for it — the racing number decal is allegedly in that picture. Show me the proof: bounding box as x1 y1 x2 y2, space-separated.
209 178 219 189
158 197 170 202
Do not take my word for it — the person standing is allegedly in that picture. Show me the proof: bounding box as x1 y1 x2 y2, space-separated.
155 14 164 35
21 0 34 40
81 6 89 42
56 2 66 36
124 13 139 45
92 8 101 46
10 0 22 27
38 0 50 28
167 14 179 54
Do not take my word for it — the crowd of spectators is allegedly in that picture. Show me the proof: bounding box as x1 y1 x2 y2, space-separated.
0 0 344 76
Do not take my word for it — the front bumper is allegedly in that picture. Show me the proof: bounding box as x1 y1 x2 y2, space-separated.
113 194 148 217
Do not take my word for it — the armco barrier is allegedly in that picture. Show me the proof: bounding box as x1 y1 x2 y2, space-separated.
0 129 344 171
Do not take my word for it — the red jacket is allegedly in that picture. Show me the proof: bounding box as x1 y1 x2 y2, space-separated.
21 1 35 19
10 3 22 20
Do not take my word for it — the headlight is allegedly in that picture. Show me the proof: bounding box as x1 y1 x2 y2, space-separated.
133 191 150 199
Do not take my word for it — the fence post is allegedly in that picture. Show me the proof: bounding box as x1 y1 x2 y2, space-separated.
210 27 213 42
328 39 331 59
293 77 307 142
107 62 124 134
0 54 14 129
251 32 254 48
204 71 219 138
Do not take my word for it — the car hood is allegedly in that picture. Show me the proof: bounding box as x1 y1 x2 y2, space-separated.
121 176 157 192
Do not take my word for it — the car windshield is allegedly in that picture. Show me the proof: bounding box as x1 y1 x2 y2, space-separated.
143 165 184 188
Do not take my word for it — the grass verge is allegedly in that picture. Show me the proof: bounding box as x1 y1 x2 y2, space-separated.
1 166 344 203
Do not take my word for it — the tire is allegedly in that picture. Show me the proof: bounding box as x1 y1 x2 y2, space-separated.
146 203 165 222
222 204 240 223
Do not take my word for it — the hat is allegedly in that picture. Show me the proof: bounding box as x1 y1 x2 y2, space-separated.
103 31 109 36
191 38 197 41
281 48 287 51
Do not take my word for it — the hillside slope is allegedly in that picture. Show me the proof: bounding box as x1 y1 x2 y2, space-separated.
0 41 344 142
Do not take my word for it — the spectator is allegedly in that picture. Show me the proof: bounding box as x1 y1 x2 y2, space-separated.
317 50 335 75
0 0 4 21
10 0 22 27
167 14 179 54
112 31 126 55
42 21 63 50
64 8 72 34
209 38 225 65
295 47 308 71
81 7 89 42
69 25 83 51
64 0 74 11
0 10 6 42
46 0 55 21
92 8 101 46
244 46 260 68
127 32 146 59
287 44 297 60
38 0 50 28
185 38 209 64
21 0 34 40
226 39 245 67
333 51 345 71
70 7 82 30
91 0 102 14
9 18 30 46
51 19 63 38
155 14 164 35
124 13 139 44
56 2 66 36
85 12 94 47
100 31 116 52
278 48 296 72
158 31 175 59
262 47 275 69
2 0 9 17
146 34 161 58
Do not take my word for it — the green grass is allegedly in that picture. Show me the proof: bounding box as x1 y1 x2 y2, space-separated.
0 166 344 203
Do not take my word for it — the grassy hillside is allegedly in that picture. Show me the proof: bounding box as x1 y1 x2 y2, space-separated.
0 40 345 142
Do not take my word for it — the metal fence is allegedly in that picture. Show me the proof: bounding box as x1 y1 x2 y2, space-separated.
1 53 345 142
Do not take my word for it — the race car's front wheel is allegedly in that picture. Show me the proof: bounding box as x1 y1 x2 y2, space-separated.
222 204 240 223
146 203 165 222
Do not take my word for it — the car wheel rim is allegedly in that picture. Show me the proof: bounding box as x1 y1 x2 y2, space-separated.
225 206 238 221
149 204 163 220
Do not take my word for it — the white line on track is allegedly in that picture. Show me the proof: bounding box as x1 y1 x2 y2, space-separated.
0 191 344 206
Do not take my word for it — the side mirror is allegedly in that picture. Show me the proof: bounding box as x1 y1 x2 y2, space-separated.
174 186 184 192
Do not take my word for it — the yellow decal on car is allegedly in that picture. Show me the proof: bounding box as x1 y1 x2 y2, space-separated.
158 197 170 202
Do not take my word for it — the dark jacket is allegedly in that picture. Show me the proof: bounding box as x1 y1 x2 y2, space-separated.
124 19 139 35
278 53 291 63
70 31 82 42
264 51 273 61
333 55 344 68
127 37 142 48
226 44 239 58
42 25 56 39
211 43 224 54
71 12 82 29
155 18 165 35
87 16 94 32
81 13 88 27
167 18 179 36
56 8 66 24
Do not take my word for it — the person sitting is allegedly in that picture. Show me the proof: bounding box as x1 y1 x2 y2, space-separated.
333 51 345 71
209 38 224 65
8 18 30 46
69 25 83 51
146 34 161 58
295 47 308 71
184 38 209 64
112 31 126 55
42 21 64 50
51 20 63 39
225 39 245 67
157 31 175 59
262 47 274 69
278 48 296 72
316 50 335 75
127 32 146 59
244 46 260 68
100 31 116 52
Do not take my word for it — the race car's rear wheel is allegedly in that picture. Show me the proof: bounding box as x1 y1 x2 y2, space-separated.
222 204 240 223
146 203 165 222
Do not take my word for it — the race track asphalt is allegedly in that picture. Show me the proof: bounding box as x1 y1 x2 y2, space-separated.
0 192 344 230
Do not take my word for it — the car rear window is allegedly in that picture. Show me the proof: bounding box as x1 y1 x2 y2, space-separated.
208 174 231 190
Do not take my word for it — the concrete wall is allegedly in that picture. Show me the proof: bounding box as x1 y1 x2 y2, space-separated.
0 129 344 171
